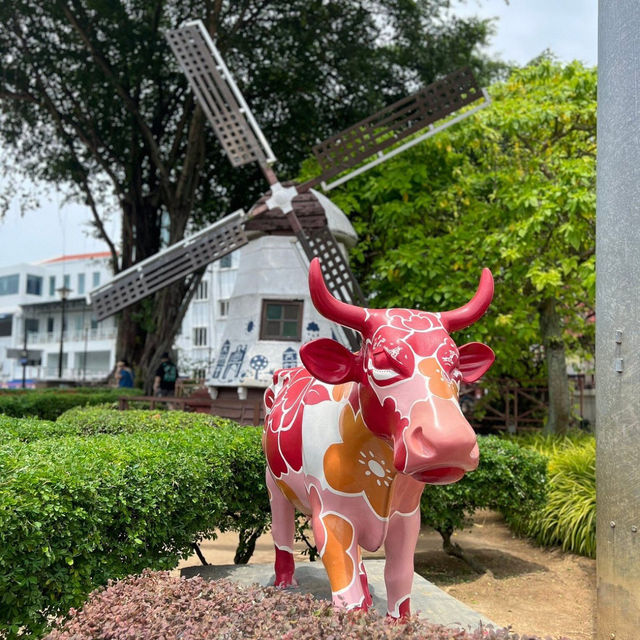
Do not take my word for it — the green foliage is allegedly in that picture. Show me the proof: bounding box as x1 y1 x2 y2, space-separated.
420 436 548 538
56 405 235 435
333 59 596 384
0 387 142 421
0 410 269 639
503 429 594 457
510 434 596 557
0 415 64 444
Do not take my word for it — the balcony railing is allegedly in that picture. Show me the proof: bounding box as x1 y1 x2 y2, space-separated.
29 327 118 344
43 367 110 381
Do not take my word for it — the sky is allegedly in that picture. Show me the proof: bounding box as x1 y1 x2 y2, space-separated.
0 0 598 268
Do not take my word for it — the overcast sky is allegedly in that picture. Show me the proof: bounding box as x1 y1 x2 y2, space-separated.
0 0 598 268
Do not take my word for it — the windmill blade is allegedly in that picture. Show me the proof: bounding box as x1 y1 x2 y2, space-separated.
166 20 276 168
89 210 248 320
306 67 490 191
305 226 366 351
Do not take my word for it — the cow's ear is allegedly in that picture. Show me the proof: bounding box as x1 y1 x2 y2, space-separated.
300 338 360 384
458 342 495 383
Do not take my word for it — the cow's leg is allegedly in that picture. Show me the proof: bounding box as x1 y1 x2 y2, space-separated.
266 471 297 587
383 507 421 618
309 498 367 610
357 549 373 609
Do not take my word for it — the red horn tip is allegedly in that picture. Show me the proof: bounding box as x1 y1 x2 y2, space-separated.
441 268 494 332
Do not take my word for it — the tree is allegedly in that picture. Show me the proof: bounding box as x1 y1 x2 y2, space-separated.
0 0 499 389
330 60 596 434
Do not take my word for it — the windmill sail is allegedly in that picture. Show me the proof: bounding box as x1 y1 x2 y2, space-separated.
307 67 490 191
166 20 276 168
90 210 248 320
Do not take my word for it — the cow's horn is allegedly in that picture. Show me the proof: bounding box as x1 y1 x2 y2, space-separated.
309 258 366 332
440 268 494 332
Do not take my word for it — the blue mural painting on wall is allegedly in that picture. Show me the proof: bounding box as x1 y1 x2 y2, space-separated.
305 321 320 340
246 320 255 334
212 340 230 379
223 344 247 380
250 354 269 379
282 347 298 369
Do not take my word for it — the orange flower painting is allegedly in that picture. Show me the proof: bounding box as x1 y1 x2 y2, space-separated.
418 357 458 399
323 404 396 518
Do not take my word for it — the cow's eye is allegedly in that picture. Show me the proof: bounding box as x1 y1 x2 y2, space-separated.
370 347 412 382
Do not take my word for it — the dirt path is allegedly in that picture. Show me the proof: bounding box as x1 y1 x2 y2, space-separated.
177 510 595 639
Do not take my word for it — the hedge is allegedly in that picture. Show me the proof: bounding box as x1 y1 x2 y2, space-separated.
420 436 548 552
0 413 270 639
0 387 143 421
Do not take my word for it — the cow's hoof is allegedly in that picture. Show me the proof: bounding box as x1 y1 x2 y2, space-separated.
273 576 298 588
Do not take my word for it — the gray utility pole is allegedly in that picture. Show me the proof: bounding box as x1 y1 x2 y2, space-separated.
596 1 640 637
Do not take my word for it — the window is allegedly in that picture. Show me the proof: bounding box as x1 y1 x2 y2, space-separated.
74 315 84 331
63 274 71 290
26 275 43 295
47 317 55 333
218 299 229 318
90 317 98 330
0 314 12 337
219 254 232 269
195 280 208 301
193 368 207 381
25 318 39 333
92 272 101 288
260 300 303 341
49 276 56 296
0 274 19 296
193 327 208 347
77 273 85 295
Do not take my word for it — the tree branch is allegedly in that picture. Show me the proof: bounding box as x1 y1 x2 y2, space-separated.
60 1 172 200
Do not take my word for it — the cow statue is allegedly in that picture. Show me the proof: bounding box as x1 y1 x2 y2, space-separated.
263 258 495 618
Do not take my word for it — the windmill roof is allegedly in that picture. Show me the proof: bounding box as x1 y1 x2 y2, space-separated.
245 185 357 247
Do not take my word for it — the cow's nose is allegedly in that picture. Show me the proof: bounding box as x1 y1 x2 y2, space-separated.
409 424 478 470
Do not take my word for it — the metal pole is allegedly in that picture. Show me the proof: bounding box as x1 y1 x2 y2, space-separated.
83 326 88 382
596 2 640 637
21 316 27 389
58 296 65 379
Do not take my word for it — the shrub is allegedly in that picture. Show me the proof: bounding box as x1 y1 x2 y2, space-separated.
0 414 66 444
0 415 270 639
0 387 142 420
56 405 235 435
420 436 548 555
43 570 536 640
522 438 596 557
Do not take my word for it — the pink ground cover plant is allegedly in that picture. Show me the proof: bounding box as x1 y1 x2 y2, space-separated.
45 570 572 640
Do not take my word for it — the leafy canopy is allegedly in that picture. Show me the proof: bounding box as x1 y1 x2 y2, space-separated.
330 60 596 381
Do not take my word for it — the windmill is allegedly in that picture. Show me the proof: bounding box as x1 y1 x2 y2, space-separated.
89 19 490 393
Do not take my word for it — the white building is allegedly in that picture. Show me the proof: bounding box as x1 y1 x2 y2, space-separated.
0 252 116 385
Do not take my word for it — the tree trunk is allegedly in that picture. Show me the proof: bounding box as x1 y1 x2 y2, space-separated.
438 527 487 574
234 527 264 564
539 297 571 435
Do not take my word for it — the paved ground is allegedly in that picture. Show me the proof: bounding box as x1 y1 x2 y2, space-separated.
181 559 495 631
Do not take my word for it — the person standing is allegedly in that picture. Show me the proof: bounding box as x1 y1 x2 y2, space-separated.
153 352 178 397
115 359 134 388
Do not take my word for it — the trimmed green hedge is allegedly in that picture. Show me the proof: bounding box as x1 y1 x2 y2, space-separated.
420 435 548 546
0 387 143 421
0 410 269 639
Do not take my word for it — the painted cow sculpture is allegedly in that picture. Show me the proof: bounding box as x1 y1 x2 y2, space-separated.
263 258 495 617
